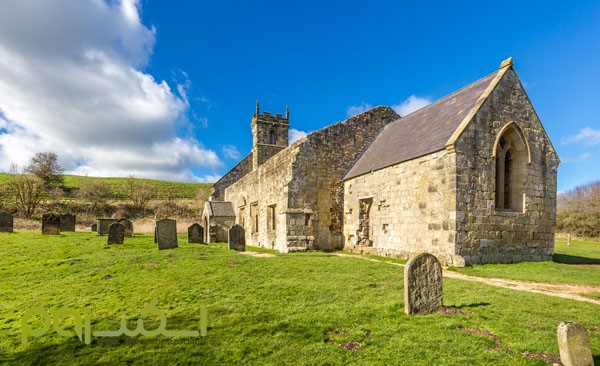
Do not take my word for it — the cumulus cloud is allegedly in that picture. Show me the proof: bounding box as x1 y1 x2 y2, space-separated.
562 127 600 146
346 102 373 117
289 128 308 143
0 0 220 182
222 145 242 160
392 95 432 116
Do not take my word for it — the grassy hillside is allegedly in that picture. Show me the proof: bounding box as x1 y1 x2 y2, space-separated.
0 232 598 365
0 173 212 199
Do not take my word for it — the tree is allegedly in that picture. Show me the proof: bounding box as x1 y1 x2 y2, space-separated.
25 152 64 188
76 179 113 214
5 164 45 218
126 175 156 211
196 187 209 214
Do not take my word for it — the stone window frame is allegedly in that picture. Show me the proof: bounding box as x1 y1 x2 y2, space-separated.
250 202 259 234
492 122 531 213
268 129 276 145
238 205 246 227
267 204 276 231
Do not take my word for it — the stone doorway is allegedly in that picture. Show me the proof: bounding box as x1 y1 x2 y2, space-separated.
357 197 373 246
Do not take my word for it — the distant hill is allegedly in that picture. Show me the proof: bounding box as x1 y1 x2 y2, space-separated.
0 174 212 199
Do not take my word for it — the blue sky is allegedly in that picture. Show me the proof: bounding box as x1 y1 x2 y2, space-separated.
0 1 598 192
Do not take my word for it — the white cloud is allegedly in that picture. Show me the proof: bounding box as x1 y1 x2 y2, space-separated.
392 95 432 116
346 102 373 117
562 127 600 146
196 174 222 183
561 152 593 164
289 128 308 143
222 145 242 160
0 1 220 182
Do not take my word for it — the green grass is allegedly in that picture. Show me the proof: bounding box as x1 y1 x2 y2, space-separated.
1 232 598 365
0 173 212 199
449 238 600 286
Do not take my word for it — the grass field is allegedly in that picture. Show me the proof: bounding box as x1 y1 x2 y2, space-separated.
0 173 212 200
1 232 598 365
449 237 600 286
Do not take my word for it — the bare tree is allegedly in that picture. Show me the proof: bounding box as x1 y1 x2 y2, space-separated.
126 175 156 211
5 164 45 218
196 187 209 215
25 152 64 188
77 179 113 214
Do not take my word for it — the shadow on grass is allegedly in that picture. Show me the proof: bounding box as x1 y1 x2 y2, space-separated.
553 253 600 265
454 302 491 309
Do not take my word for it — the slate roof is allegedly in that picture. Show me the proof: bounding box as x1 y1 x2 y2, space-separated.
344 70 501 180
208 201 235 217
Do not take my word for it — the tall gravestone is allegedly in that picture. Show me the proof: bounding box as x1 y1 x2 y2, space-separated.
187 223 204 244
42 214 61 235
107 223 125 245
228 225 246 251
0 212 13 233
118 218 134 238
97 218 117 236
404 253 443 315
156 219 178 250
557 322 593 366
60 213 76 232
91 223 97 232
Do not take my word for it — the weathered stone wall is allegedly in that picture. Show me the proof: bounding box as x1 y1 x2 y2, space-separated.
212 154 252 200
201 213 235 243
343 150 460 265
222 106 399 252
452 68 559 264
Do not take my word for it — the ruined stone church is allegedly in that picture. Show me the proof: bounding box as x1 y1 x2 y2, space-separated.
205 58 559 266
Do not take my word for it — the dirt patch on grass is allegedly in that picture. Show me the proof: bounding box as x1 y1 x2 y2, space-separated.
521 351 561 364
239 252 276 258
438 306 470 316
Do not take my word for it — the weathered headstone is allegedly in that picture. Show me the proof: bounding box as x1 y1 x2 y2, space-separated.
155 219 178 250
187 223 204 244
107 223 125 245
59 213 76 232
91 223 98 232
228 225 245 251
97 218 117 236
557 322 593 366
0 212 13 233
118 218 134 238
404 253 443 315
42 214 61 235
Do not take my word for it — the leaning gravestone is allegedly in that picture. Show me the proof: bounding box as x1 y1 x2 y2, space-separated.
0 212 13 233
42 214 61 235
91 223 97 232
557 322 593 366
118 218 134 238
404 253 443 315
155 219 178 250
107 223 125 245
187 223 204 244
97 218 117 236
59 213 76 232
228 225 245 251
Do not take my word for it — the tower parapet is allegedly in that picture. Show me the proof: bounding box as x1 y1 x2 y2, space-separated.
251 102 289 169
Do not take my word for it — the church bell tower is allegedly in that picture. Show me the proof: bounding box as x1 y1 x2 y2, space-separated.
251 101 289 170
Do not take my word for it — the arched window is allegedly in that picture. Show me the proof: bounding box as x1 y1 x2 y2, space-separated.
269 129 276 145
494 124 530 212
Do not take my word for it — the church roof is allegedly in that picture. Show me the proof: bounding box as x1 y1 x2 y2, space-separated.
344 66 506 180
207 201 235 217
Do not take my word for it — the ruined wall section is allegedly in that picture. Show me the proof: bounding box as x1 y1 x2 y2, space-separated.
287 106 400 251
211 154 253 201
453 68 559 264
343 151 460 265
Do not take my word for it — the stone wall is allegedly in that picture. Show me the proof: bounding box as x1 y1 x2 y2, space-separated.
212 154 252 200
343 150 461 265
452 68 559 264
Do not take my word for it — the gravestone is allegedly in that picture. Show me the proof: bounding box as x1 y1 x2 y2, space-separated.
187 223 204 244
97 218 117 236
118 218 134 238
91 223 97 232
42 214 61 235
155 219 178 250
60 213 76 232
404 253 443 315
0 212 13 233
107 223 125 245
228 225 245 251
557 322 593 366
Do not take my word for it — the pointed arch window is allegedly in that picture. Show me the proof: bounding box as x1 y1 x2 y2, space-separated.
269 129 276 145
494 124 530 212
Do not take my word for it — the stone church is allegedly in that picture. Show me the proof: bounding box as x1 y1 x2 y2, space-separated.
207 58 559 266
